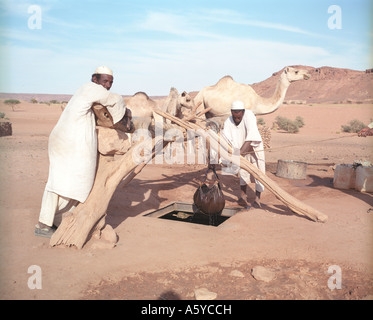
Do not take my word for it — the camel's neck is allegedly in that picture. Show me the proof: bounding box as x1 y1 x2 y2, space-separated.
253 75 290 115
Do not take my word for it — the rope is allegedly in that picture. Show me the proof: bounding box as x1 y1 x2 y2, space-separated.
191 114 360 155
254 133 359 155
203 122 360 156
159 109 361 155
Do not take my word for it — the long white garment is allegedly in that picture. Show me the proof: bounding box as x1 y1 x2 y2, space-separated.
38 190 79 226
45 82 125 203
222 110 265 191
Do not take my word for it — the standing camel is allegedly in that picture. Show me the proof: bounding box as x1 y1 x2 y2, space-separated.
189 66 311 121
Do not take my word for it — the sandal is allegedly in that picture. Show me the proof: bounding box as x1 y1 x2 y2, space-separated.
34 224 56 238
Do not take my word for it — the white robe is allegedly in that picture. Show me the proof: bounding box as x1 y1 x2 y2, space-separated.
222 110 265 191
45 82 125 203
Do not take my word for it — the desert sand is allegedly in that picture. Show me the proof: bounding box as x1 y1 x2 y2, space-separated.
0 99 372 300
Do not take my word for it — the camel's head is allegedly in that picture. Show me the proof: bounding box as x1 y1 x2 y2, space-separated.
179 91 195 110
283 67 311 83
92 103 134 133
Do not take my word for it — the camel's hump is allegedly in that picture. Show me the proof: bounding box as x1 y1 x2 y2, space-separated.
133 91 151 100
215 75 234 86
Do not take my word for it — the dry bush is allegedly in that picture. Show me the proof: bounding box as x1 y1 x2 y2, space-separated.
274 116 303 133
341 119 366 133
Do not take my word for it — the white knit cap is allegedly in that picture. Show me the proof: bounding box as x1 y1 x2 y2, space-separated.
231 100 245 110
94 66 113 76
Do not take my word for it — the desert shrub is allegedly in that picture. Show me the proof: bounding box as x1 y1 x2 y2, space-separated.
4 99 20 111
49 100 60 104
30 98 38 104
341 119 366 133
4 99 20 105
0 112 5 119
257 117 266 126
295 116 305 128
274 116 300 133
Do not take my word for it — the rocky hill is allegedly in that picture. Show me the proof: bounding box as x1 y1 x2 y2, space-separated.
1 66 372 104
251 66 373 104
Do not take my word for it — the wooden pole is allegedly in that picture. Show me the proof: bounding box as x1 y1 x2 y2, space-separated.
50 137 169 249
155 109 328 223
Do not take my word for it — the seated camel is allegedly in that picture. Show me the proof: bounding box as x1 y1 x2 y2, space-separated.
93 88 196 161
125 88 195 130
92 103 133 156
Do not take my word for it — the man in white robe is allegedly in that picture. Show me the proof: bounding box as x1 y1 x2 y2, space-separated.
222 100 265 208
35 66 127 238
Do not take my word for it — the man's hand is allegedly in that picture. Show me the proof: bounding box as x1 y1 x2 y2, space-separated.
240 141 254 156
228 147 240 156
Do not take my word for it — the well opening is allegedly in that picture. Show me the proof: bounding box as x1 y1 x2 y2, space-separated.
144 202 241 227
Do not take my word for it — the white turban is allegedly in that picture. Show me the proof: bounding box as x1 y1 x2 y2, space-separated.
231 100 245 110
94 66 113 76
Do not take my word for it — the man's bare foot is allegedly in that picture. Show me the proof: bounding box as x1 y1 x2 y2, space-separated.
238 197 251 209
251 199 262 209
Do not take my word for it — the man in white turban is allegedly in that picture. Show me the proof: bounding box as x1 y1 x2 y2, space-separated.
91 65 114 90
222 100 265 209
35 66 128 238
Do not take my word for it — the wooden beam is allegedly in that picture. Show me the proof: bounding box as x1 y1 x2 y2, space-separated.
155 109 328 223
50 137 170 249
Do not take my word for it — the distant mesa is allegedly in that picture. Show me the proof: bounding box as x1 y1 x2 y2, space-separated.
251 65 373 104
1 66 372 105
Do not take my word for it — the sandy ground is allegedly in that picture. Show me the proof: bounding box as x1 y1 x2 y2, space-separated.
0 101 372 300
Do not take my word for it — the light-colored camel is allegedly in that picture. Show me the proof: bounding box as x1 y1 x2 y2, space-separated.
123 92 157 130
125 88 195 130
160 87 195 121
189 66 311 120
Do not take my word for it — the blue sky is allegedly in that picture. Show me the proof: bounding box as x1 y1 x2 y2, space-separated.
0 0 372 95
